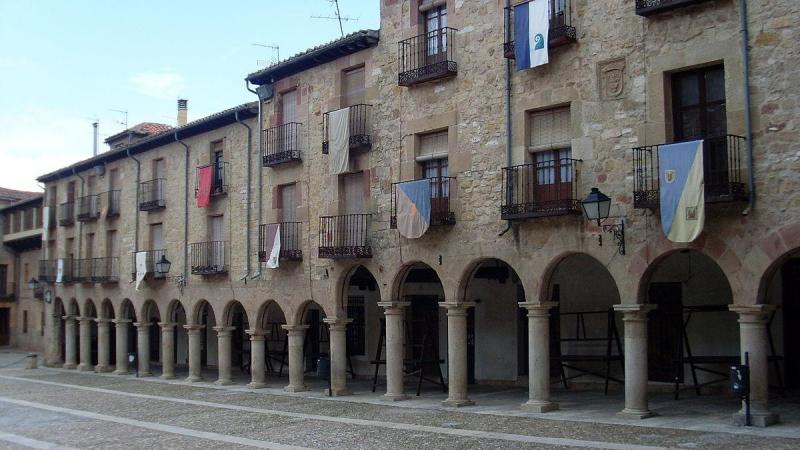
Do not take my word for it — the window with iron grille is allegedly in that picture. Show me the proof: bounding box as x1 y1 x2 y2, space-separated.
672 65 726 141
347 296 366 356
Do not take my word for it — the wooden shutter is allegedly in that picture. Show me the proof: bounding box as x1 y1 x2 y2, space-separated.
343 173 364 214
528 107 571 152
342 66 365 107
150 224 164 250
280 184 296 222
416 131 448 161
281 89 298 124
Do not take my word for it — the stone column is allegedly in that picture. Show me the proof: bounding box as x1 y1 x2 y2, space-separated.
46 306 61 366
324 318 352 396
730 305 780 427
95 318 112 372
134 322 152 377
77 317 93 371
281 324 309 392
113 319 131 374
378 301 409 401
63 315 77 369
214 326 235 385
614 304 656 419
185 324 204 382
439 302 475 407
160 322 176 380
519 302 558 412
247 329 267 389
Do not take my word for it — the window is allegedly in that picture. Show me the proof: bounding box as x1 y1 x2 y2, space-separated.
425 5 447 56
211 141 224 194
23 310 28 333
106 230 118 258
278 184 297 222
347 296 366 356
2 215 9 234
672 65 726 141
280 90 298 124
342 173 365 215
528 107 571 152
109 168 119 191
0 265 7 296
149 223 164 251
534 149 573 184
67 181 75 202
342 67 365 107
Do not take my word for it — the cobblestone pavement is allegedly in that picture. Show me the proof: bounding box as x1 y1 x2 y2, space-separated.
0 364 798 448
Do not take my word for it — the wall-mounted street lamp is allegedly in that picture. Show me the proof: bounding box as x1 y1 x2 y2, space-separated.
581 187 626 256
156 255 172 276
28 278 39 290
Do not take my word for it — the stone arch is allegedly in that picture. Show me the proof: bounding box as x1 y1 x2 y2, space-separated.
256 300 286 331
331 262 385 316
119 298 136 321
67 298 80 317
756 243 800 305
389 260 447 302
140 300 161 322
191 299 216 325
222 300 250 327
540 251 621 305
165 299 185 323
636 248 733 305
100 299 115 320
293 300 328 327
82 298 98 318
456 257 529 304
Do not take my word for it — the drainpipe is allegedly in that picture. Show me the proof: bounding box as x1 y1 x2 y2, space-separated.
71 167 85 259
175 131 190 285
499 0 513 237
739 0 755 216
125 133 140 252
246 80 264 279
234 109 253 281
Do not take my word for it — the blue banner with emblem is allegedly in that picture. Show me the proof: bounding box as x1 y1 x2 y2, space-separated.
658 140 705 243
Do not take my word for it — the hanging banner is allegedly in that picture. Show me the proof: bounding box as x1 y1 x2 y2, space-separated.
659 140 705 243
196 165 214 208
56 259 64 283
262 223 281 269
329 107 350 175
514 0 550 70
42 206 50 243
396 179 431 239
135 251 148 290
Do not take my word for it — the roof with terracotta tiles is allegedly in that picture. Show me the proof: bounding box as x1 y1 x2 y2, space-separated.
104 122 173 144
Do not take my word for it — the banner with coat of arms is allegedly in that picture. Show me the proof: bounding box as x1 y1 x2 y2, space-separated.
658 140 705 243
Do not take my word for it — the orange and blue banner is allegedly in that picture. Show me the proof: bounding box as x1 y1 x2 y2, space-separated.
659 140 705 243
396 179 431 239
514 0 549 70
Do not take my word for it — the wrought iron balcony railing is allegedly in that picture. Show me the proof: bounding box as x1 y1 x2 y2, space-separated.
632 135 748 209
130 249 167 280
189 241 228 275
105 190 121 218
398 27 458 86
503 0 577 59
263 122 303 167
58 202 75 226
74 259 93 283
322 104 372 154
501 158 582 220
259 222 303 262
77 195 101 222
38 260 57 283
139 178 166 211
635 0 712 16
91 257 119 283
390 177 456 229
195 161 229 198
58 258 74 284
0 281 14 300
319 214 372 259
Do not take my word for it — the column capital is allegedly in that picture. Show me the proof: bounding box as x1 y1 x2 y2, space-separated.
212 326 236 336
730 304 776 323
246 328 267 338
323 318 352 331
158 322 177 330
613 304 656 321
113 318 132 325
78 317 94 324
62 315 77 321
438 302 475 316
95 318 112 325
518 302 557 314
184 324 205 333
133 321 151 329
377 301 410 314
281 324 309 336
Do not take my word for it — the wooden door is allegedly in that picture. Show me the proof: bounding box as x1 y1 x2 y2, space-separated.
153 159 166 201
533 149 573 210
281 90 298 153
342 67 365 107
210 216 224 268
424 6 447 65
423 158 448 224
280 184 297 251
647 282 683 383
783 259 800 388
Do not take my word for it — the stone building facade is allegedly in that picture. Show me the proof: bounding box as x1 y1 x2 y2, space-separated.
37 0 798 427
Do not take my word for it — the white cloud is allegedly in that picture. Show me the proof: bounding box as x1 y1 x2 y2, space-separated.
129 70 185 100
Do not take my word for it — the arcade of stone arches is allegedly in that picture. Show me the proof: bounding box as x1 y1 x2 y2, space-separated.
46 248 800 425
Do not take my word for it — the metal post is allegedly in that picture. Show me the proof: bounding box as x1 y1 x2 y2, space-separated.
745 351 751 426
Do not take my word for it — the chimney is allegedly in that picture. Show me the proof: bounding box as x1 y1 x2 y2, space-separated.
177 99 188 126
92 121 99 156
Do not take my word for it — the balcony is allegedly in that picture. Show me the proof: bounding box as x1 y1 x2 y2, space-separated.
259 222 303 262
58 258 74 284
635 0 713 16
105 190 121 218
398 27 458 87
390 177 456 228
0 281 14 301
322 104 372 154
91 257 119 283
195 162 229 199
58 202 75 226
189 241 228 275
74 259 93 283
263 123 303 167
130 249 167 280
38 260 57 283
319 214 372 259
503 1 577 59
77 195 101 222
139 179 166 211
633 135 748 209
501 158 582 220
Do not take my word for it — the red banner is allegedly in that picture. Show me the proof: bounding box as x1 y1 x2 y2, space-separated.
197 165 213 208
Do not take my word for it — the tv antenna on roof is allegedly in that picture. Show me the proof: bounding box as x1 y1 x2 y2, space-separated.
252 43 280 67
311 0 357 37
109 108 128 130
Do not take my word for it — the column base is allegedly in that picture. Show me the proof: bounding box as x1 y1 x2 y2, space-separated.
215 379 233 386
383 393 409 402
63 363 77 370
284 385 309 393
521 400 559 413
160 373 176 380
247 381 267 389
77 363 93 372
112 368 128 375
325 388 351 397
442 398 475 407
617 408 657 419
138 371 153 377
185 375 202 383
94 365 113 373
733 410 780 427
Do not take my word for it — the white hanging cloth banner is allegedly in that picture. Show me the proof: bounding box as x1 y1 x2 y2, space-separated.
135 251 148 291
329 107 351 175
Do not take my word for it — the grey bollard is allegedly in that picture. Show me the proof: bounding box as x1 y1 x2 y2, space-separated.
26 354 38 369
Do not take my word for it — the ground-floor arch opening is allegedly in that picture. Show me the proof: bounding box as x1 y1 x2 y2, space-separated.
53 298 65 364
221 300 250 383
166 300 189 377
258 301 287 377
82 299 99 369
344 266 379 379
141 300 161 370
299 301 328 376
762 248 800 394
193 300 218 374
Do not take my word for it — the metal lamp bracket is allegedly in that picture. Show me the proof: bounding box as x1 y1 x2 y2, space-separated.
597 219 626 256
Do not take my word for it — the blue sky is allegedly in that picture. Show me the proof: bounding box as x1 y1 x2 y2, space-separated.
0 0 380 191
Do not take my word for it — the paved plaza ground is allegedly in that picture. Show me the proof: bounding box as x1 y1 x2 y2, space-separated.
0 351 798 449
